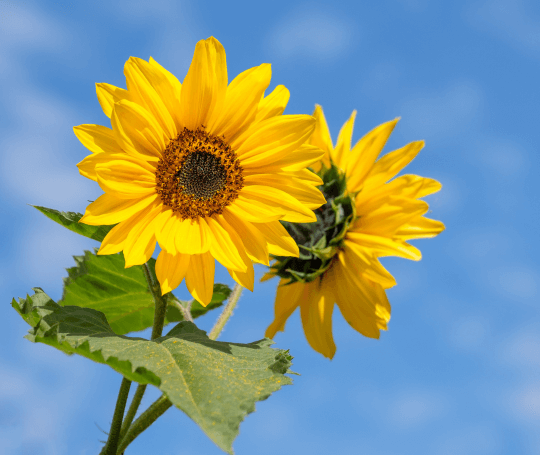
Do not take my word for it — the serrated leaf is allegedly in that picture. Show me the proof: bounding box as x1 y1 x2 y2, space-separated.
61 250 230 335
33 205 115 242
12 289 293 454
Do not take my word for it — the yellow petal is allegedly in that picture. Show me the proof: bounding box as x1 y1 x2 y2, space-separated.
185 252 215 306
123 203 161 267
309 105 333 172
243 144 325 175
342 240 397 288
155 250 190 294
174 217 211 255
395 216 445 240
222 208 269 265
73 124 122 155
240 185 316 223
154 209 178 254
253 221 299 257
148 57 183 130
179 37 227 130
234 115 316 167
227 195 283 223
111 99 166 162
77 152 117 182
206 215 250 272
361 141 424 191
332 110 356 170
265 279 304 338
300 279 336 359
98 202 155 255
345 119 399 192
254 85 290 123
228 263 254 291
244 174 326 210
124 57 177 140
96 83 132 118
95 157 156 199
209 64 271 141
80 192 158 226
346 231 422 261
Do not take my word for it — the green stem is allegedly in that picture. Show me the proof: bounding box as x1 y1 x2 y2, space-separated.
118 383 147 443
100 377 132 455
208 283 243 340
117 395 173 454
142 262 168 340
169 295 194 323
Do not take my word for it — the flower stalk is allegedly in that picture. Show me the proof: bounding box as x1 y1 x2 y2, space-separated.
208 283 243 340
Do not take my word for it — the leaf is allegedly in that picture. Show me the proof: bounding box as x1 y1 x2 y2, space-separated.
33 205 115 242
61 250 230 335
13 289 293 453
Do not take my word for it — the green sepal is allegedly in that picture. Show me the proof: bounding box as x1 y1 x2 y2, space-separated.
33 205 115 242
271 161 357 284
12 289 294 454
61 250 231 335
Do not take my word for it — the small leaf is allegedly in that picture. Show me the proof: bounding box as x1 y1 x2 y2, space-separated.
61 250 230 335
33 205 115 242
13 289 293 454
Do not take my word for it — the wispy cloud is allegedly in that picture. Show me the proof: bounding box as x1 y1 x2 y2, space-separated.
267 8 354 61
468 0 540 57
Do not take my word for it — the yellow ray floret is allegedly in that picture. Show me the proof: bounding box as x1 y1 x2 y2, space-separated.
265 105 445 358
75 37 326 305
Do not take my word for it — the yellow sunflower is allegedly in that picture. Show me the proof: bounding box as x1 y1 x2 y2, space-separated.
74 37 326 305
265 105 445 358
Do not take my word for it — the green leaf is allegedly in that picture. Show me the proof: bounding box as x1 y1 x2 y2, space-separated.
33 205 115 242
13 289 293 454
61 250 230 335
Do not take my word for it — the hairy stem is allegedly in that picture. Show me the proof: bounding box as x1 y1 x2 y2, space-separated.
100 377 132 455
142 262 168 340
118 383 147 443
117 395 173 454
169 295 194 322
208 283 243 340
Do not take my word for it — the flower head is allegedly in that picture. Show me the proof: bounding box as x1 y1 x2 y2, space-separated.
75 37 326 305
265 105 445 358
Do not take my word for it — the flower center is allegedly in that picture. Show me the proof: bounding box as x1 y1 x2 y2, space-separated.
155 128 244 220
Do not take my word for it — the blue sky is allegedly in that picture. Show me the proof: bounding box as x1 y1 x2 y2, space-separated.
1 0 539 454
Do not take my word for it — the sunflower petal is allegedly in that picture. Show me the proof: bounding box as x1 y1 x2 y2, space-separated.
395 216 446 240
222 208 269 265
179 37 227 130
300 280 336 359
155 250 190 294
80 192 158 226
210 64 271 141
265 279 304 338
185 252 215 306
95 157 156 199
346 231 422 261
346 118 399 192
124 57 177 139
332 110 356 170
74 124 122 155
254 85 290 123
174 217 210 255
205 215 250 272
253 221 299 257
123 204 161 267
228 262 254 291
309 105 333 172
96 83 132 118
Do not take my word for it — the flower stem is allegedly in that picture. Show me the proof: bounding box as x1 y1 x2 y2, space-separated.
208 283 243 340
113 262 169 451
118 383 147 443
100 377 132 455
117 395 173 454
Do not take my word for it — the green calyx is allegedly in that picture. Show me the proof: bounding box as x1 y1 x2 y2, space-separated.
271 162 357 284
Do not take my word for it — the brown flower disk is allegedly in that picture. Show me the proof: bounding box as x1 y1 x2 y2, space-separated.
155 128 244 220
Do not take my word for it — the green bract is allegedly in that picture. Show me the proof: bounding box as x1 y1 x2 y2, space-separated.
271 163 356 283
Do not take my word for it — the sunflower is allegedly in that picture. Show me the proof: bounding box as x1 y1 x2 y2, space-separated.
264 105 445 358
75 37 326 305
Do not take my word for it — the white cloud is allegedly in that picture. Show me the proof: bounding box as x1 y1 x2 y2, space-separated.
507 383 540 422
434 424 501 455
400 82 482 140
476 138 528 179
361 62 401 100
268 9 354 61
450 316 490 352
468 0 540 57
389 390 448 430
492 265 538 302
501 330 540 371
